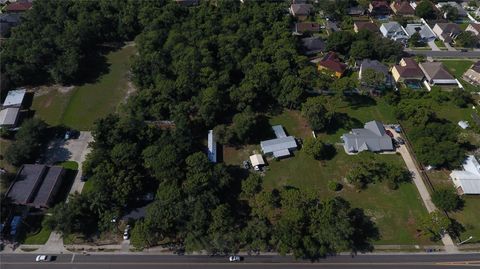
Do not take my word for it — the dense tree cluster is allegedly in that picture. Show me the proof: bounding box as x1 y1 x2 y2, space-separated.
5 118 49 166
431 188 463 212
1 0 148 86
415 0 437 20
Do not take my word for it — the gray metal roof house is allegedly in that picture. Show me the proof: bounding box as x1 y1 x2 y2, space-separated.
2 88 26 108
260 125 297 158
0 107 20 127
341 120 393 153
5 164 65 209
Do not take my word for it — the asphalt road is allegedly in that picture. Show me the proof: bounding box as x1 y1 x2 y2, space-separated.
1 253 479 269
405 50 480 58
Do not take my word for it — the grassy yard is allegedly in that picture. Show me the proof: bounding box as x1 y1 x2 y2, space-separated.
59 160 79 170
19 215 52 245
32 45 136 130
263 149 432 245
268 110 312 139
426 170 480 244
441 60 480 92
24 224 51 245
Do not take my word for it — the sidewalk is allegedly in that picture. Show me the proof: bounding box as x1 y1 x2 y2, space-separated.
387 127 459 253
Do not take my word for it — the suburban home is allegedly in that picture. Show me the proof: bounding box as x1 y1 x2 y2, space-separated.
348 6 366 16
465 23 480 39
5 164 65 209
2 88 26 108
390 0 415 16
0 107 20 128
354 21 380 33
359 59 391 89
380 22 409 44
317 51 347 78
260 125 297 158
325 20 340 34
419 61 457 85
341 120 394 153
391 58 424 83
289 4 313 21
463 61 480 86
301 36 325 55
294 22 320 35
432 23 462 43
368 1 391 16
450 155 480 195
405 23 437 43
207 130 217 163
436 2 468 18
4 1 32 13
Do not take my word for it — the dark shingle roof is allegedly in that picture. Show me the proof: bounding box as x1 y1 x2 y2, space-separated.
318 52 347 74
355 21 379 33
5 2 32 12
32 166 64 208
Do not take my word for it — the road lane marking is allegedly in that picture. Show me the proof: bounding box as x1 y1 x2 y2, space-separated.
71 253 75 263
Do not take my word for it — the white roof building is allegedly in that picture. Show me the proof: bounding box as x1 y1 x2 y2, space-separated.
207 130 217 163
2 88 26 108
260 125 298 158
0 107 20 127
450 155 480 194
250 154 265 167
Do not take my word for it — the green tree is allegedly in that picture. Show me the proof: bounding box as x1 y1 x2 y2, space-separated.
130 220 154 249
231 110 258 143
350 40 373 59
326 31 355 55
409 32 425 47
5 118 49 166
441 4 459 21
455 32 478 48
420 211 452 241
303 138 335 160
208 204 238 255
415 0 437 19
301 97 332 131
361 69 386 91
241 173 263 199
432 188 462 212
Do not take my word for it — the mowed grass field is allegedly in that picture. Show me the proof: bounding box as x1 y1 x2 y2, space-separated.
32 45 136 130
441 60 480 92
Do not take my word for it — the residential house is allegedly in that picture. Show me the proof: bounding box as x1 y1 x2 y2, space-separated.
390 0 415 16
301 36 325 55
325 20 340 34
348 6 366 16
465 23 480 39
462 61 480 86
405 23 437 42
380 22 409 44
391 58 424 83
207 130 217 163
354 21 380 33
450 155 480 195
294 22 320 35
419 61 457 85
341 120 394 153
368 1 391 16
2 88 26 108
289 4 313 21
432 23 462 43
359 59 391 89
260 125 297 158
317 52 348 78
4 1 32 13
436 2 468 18
0 107 20 128
5 164 66 208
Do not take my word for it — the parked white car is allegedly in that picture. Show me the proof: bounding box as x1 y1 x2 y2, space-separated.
229 255 241 262
35 255 51 262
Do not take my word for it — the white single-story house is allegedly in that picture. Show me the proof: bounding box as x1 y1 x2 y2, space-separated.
450 155 480 195
341 120 394 153
260 125 297 158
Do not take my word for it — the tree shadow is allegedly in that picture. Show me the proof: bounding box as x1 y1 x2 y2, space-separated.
349 208 380 253
448 218 465 241
325 112 363 134
343 94 377 109
71 46 116 86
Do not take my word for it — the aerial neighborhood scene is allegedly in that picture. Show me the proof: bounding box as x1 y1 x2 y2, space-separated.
0 0 480 267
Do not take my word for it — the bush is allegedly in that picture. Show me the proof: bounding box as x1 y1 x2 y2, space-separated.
431 188 462 212
328 180 342 192
303 138 336 160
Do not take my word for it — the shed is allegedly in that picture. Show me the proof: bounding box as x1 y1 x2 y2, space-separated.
458 121 469 129
272 125 287 138
2 88 26 108
250 154 265 167
0 107 20 127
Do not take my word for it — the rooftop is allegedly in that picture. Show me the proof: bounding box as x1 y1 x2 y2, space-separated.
394 58 424 79
0 107 20 126
318 52 347 74
405 24 436 39
451 155 480 194
5 1 32 12
342 120 393 153
2 88 26 107
290 4 313 16
261 136 297 155
355 21 380 33
419 62 455 80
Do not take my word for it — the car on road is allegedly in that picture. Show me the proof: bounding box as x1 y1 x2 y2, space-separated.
229 255 241 262
385 129 394 138
36 255 52 262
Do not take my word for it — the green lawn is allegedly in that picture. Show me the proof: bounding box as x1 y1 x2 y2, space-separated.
441 60 480 92
59 161 79 170
32 45 136 130
263 149 432 245
268 110 312 139
24 224 51 245
434 40 446 48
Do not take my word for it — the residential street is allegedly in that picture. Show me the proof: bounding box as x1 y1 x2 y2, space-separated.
386 127 458 253
1 253 479 269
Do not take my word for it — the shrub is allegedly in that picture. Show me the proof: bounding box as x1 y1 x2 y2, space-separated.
328 180 342 192
431 188 462 212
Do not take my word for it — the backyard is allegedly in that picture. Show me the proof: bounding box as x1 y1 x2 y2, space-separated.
441 60 480 92
32 44 136 130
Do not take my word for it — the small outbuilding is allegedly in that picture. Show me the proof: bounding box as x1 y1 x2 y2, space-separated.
0 107 20 128
260 125 298 158
2 88 26 108
250 154 265 169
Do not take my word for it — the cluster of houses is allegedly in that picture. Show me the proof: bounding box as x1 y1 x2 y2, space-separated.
0 0 32 38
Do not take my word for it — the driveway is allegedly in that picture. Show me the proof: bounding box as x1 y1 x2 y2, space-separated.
444 42 457 51
386 127 458 253
427 41 440 51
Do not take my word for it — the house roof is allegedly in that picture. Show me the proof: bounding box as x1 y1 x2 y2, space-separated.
318 52 347 74
468 23 480 33
0 13 22 24
295 22 320 33
0 107 20 126
348 6 365 15
393 58 424 79
290 4 313 16
419 62 455 81
207 130 217 163
3 88 26 107
301 36 325 53
6 164 65 208
435 23 462 34
355 21 380 32
471 61 480 73
450 155 480 194
250 154 265 167
5 1 32 12
272 125 287 138
360 59 389 76
342 120 393 153
391 1 414 15
381 22 403 33
437 2 467 16
405 24 436 39
370 1 390 9
261 136 297 154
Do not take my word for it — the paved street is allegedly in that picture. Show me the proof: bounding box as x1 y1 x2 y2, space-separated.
405 50 480 58
1 253 479 269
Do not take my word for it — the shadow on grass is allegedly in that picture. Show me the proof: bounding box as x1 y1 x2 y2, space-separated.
325 112 363 134
344 94 377 109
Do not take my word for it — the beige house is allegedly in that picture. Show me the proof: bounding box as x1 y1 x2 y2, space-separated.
391 58 424 83
463 61 480 86
465 23 480 40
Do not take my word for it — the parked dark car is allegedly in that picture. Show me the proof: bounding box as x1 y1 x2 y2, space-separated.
385 130 394 138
